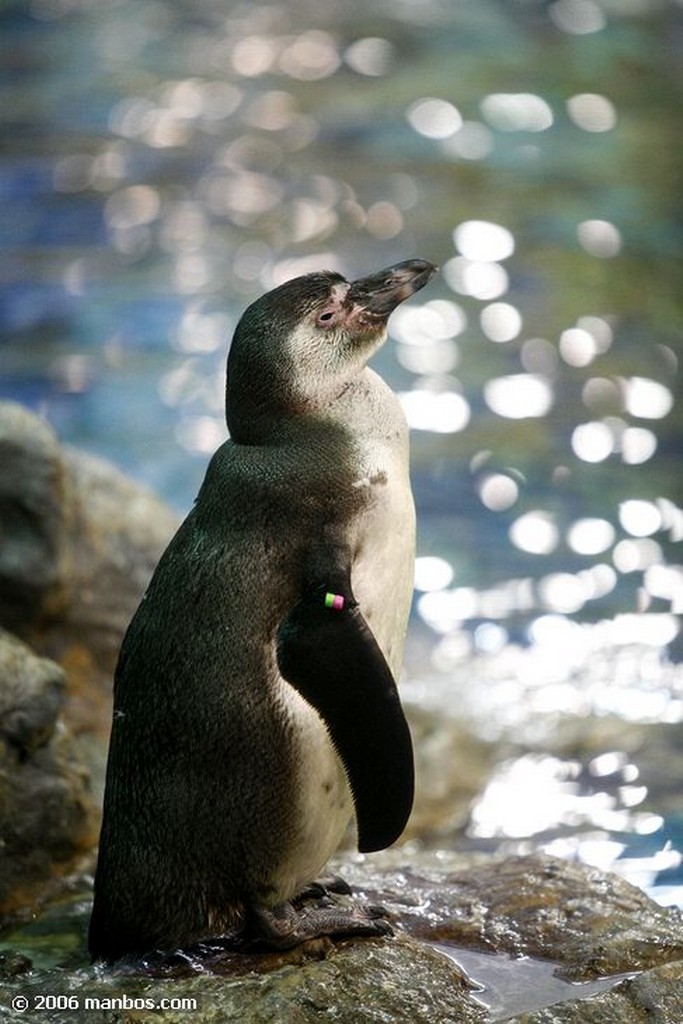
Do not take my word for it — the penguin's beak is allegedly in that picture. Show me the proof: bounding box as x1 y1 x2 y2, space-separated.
347 259 438 318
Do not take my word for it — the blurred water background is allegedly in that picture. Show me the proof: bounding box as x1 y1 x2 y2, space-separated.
1 0 681 906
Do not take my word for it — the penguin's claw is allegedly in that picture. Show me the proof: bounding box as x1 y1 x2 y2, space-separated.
365 903 391 919
242 900 392 951
294 874 353 903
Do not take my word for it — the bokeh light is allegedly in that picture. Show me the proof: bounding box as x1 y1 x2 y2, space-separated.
344 37 394 76
414 556 455 592
549 0 606 35
443 257 509 300
567 518 616 555
567 93 617 132
399 388 471 433
406 97 463 139
619 500 663 538
480 303 523 342
485 374 553 418
453 220 515 262
571 422 614 462
577 219 622 258
509 511 559 555
621 377 674 419
481 92 553 132
478 473 520 511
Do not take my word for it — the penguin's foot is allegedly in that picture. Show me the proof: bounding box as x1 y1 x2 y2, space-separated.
242 900 392 951
294 874 352 902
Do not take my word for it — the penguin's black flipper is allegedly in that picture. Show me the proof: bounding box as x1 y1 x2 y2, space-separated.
277 583 414 853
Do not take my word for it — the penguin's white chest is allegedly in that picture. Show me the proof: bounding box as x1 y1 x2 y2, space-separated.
265 377 415 903
350 445 416 677
273 684 353 901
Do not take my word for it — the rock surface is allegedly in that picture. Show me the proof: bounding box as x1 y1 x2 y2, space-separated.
0 400 176 918
338 851 683 980
0 630 95 919
1 852 682 1023
0 401 179 737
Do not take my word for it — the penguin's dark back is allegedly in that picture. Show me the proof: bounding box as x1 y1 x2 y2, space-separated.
89 486 297 958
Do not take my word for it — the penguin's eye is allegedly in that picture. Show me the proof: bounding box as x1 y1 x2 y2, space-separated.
316 310 337 328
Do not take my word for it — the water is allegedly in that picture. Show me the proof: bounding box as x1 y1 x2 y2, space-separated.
434 944 635 1021
1 0 682 916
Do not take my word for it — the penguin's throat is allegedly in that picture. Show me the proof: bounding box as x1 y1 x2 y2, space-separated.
224 388 339 446
226 365 374 444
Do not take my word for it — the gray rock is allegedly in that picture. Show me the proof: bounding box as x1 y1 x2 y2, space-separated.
0 629 63 753
1 852 682 1023
0 400 181 920
0 404 69 630
0 401 179 738
0 629 95 920
0 916 485 1023
337 851 683 980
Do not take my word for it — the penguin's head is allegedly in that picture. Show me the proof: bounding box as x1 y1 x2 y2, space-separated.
226 259 437 440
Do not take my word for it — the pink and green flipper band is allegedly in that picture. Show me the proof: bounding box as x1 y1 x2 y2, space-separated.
324 592 345 611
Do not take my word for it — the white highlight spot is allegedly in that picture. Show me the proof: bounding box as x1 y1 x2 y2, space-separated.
442 121 494 160
481 303 522 342
621 427 657 464
399 389 471 433
414 556 455 592
443 257 509 300
481 93 554 132
344 37 394 76
509 511 559 554
571 421 614 462
485 375 553 419
567 93 617 132
479 474 520 511
453 220 515 262
567 518 615 555
406 97 463 139
621 377 673 419
619 500 662 538
539 572 587 614
613 539 662 573
577 219 622 258
549 0 606 35
559 327 599 367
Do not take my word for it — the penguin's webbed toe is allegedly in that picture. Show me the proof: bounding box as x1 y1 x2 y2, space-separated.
241 899 392 950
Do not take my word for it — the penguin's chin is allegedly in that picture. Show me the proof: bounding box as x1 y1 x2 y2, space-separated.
345 306 390 337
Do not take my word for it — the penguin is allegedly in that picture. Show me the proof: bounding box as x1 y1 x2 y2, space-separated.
88 258 437 962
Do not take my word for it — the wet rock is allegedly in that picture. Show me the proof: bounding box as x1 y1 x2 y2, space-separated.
336 850 683 980
0 630 95 921
0 951 31 980
2 851 682 1023
0 931 485 1023
135 934 484 1024
503 958 683 1023
0 401 179 736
